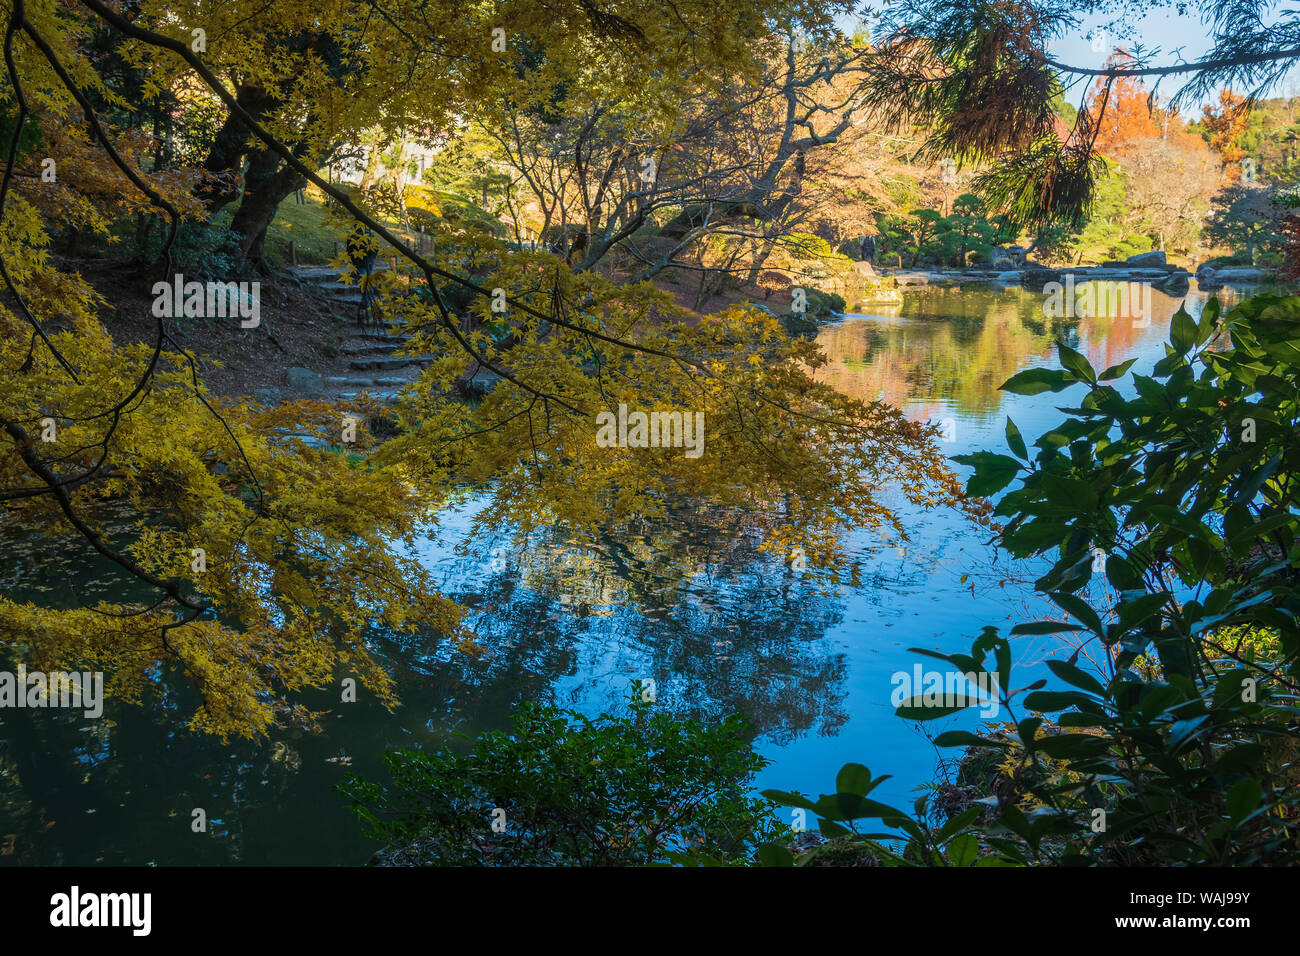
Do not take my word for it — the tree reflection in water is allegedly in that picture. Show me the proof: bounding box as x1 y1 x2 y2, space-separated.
0 495 856 864
1 280 1247 864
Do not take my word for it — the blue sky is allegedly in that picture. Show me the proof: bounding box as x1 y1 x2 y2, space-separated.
850 4 1300 107
1050 9 1217 107
1052 9 1214 72
1054 9 1224 105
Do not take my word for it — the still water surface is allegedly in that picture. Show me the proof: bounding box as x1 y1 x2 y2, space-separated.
0 281 1242 864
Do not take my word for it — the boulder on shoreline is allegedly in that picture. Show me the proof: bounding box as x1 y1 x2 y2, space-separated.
989 245 1018 269
872 259 1226 296
1020 267 1062 292
1125 250 1167 268
1198 265 1270 290
892 271 941 287
1209 267 1267 281
1071 268 1137 281
1156 273 1191 296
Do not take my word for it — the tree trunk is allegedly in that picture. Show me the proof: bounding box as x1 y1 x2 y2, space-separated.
358 145 383 191
199 84 278 214
229 147 307 274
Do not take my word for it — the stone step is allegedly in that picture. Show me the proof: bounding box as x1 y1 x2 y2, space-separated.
291 262 390 283
348 355 433 371
340 341 399 356
339 390 399 403
353 327 412 341
316 281 381 294
328 372 419 387
463 370 503 394
291 267 341 281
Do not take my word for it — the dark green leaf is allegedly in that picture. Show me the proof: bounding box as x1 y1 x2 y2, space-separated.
1005 417 1028 459
1011 621 1090 635
933 730 1007 748
1001 367 1076 395
758 843 795 867
1045 659 1106 696
1048 590 1106 635
1226 779 1262 824
1057 341 1096 384
896 695 980 720
947 833 978 867
1098 358 1137 381
1170 306 1197 354
836 763 871 796
950 452 1022 497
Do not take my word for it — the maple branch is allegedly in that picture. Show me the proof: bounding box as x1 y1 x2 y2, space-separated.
78 0 897 439
0 6 79 383
0 415 207 614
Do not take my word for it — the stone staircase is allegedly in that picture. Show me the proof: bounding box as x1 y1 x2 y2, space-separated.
292 262 428 403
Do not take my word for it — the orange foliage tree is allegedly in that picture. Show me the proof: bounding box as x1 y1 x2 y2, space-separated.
1201 89 1250 179
1085 52 1159 158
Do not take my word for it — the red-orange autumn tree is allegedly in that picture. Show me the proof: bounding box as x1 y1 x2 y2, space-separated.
1201 89 1251 179
1085 51 1159 158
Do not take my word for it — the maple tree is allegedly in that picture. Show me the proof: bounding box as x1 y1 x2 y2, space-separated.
0 0 981 739
466 26 887 307
1201 88 1251 180
1084 52 1159 160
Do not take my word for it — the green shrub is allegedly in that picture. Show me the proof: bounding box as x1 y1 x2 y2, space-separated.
340 690 785 866
781 311 820 336
132 218 245 278
763 292 1300 866
1108 234 1154 260
784 233 838 260
805 287 846 316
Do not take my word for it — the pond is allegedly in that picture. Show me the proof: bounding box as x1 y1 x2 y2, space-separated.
0 280 1246 865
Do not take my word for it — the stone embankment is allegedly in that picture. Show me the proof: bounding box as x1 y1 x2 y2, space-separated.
864 250 1272 298
780 249 1276 318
